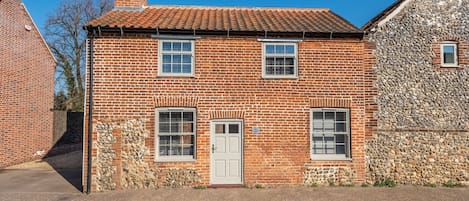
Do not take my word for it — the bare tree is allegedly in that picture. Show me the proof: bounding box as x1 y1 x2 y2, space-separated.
45 0 112 111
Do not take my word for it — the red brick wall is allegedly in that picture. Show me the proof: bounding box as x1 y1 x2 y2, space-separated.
84 34 372 190
0 0 55 168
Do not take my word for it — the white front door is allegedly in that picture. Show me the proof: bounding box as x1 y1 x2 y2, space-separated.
210 120 243 185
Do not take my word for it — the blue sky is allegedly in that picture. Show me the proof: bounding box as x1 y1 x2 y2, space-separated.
22 0 396 32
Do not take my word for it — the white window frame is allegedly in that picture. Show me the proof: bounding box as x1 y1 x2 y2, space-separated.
440 42 458 67
158 40 195 77
262 42 298 79
310 108 351 161
155 107 196 162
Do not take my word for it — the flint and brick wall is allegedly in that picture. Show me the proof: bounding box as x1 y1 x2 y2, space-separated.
83 34 373 191
0 0 55 168
367 0 469 185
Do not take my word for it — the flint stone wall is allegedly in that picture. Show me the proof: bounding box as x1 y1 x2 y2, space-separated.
367 0 469 185
304 167 355 186
94 119 200 191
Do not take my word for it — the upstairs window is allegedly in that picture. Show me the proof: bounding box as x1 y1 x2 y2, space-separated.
262 43 298 78
441 43 458 67
159 40 195 76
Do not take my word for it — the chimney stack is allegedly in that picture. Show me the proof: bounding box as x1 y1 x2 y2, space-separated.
114 0 147 8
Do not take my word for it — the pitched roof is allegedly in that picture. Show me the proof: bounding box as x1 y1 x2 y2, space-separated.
86 6 361 34
362 0 408 30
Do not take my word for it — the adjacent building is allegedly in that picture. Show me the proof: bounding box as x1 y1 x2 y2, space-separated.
0 0 56 168
364 0 468 185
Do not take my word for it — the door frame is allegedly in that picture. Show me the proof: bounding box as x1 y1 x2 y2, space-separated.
209 119 244 185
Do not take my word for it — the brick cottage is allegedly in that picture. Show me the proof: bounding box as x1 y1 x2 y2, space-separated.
82 0 467 192
0 0 55 168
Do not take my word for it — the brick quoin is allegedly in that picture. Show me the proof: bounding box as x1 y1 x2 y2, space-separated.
0 0 55 168
83 33 376 191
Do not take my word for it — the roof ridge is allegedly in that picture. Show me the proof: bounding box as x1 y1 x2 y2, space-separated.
146 5 330 12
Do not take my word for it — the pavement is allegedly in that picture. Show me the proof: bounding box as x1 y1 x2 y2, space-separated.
0 152 467 201
0 151 83 194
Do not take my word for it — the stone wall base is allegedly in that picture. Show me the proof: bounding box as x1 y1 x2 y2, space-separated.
366 131 468 185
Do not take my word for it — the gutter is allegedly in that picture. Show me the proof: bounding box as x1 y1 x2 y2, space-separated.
85 26 365 39
86 30 95 194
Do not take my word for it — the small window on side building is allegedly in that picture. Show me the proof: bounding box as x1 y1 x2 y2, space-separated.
441 43 458 67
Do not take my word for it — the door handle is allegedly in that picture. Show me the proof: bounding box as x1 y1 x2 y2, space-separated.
212 144 215 153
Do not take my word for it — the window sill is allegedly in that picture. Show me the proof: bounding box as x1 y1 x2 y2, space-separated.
156 75 196 78
154 158 196 163
310 156 352 161
262 76 298 80
440 65 460 68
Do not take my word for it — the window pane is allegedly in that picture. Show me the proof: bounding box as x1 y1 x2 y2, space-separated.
160 145 169 156
443 45 455 54
173 55 182 63
229 124 239 134
173 42 182 51
336 123 346 132
160 136 170 145
183 112 193 121
336 145 345 154
274 66 283 75
173 64 182 73
159 123 170 132
170 145 182 156
336 112 346 121
183 145 194 155
285 58 294 65
324 112 335 132
183 122 193 133
170 123 180 133
215 124 225 134
171 112 182 122
159 112 170 122
171 135 181 144
285 67 295 75
313 112 323 120
163 64 172 73
336 134 345 143
266 67 274 75
162 42 172 51
182 42 191 51
182 135 194 145
443 45 456 64
266 45 275 54
182 64 192 73
285 45 294 54
162 55 172 63
275 58 284 65
275 45 284 54
183 55 192 63
266 58 275 65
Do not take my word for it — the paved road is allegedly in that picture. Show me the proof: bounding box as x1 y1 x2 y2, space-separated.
0 186 468 201
0 152 467 201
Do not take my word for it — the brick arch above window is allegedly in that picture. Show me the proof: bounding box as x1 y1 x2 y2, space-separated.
309 98 352 108
153 96 198 107
209 110 245 119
